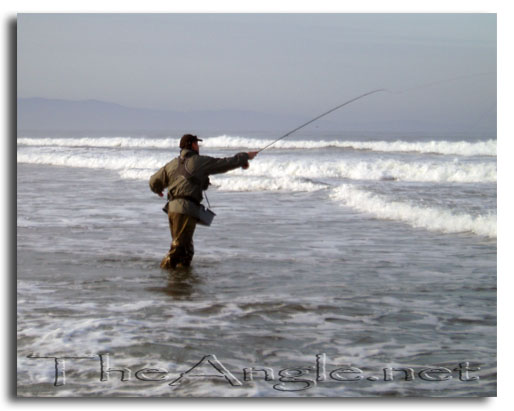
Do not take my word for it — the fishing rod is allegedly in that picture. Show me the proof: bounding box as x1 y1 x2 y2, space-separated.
257 88 386 153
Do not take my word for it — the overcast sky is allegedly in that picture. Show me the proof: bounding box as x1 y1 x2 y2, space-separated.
17 13 496 132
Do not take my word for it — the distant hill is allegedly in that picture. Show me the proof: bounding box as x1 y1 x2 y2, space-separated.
17 97 496 137
17 98 304 134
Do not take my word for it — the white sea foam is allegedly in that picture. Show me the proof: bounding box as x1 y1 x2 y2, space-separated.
326 139 496 156
17 136 497 156
330 184 497 238
18 150 497 185
245 158 496 183
119 169 327 192
17 151 163 171
17 136 180 149
212 176 327 192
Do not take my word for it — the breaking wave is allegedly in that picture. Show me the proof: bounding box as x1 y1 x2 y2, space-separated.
117 169 327 192
17 150 496 185
17 136 497 156
17 150 496 184
243 158 496 183
17 151 161 171
330 184 496 238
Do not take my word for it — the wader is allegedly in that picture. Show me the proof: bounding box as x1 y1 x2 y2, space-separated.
150 148 250 269
160 212 197 269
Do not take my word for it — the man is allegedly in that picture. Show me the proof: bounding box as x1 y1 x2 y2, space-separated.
149 134 258 269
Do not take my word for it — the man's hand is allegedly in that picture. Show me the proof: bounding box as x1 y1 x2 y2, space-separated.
242 151 258 169
158 192 164 197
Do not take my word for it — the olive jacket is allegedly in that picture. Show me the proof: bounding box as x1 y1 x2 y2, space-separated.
149 149 249 219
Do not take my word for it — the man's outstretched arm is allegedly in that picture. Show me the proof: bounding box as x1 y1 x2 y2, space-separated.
200 151 258 175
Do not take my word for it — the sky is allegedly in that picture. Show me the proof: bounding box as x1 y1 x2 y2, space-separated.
17 13 497 132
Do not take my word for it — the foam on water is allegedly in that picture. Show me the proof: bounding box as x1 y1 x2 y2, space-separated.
242 158 496 183
18 150 496 185
330 184 497 238
119 169 328 192
16 133 498 396
17 150 161 171
18 136 497 156
212 176 327 192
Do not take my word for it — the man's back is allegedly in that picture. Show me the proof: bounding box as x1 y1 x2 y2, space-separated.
149 134 257 269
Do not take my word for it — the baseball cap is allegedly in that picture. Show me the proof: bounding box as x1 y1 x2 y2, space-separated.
179 134 203 149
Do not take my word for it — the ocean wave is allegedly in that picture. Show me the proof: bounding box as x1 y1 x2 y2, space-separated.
119 170 326 192
18 151 497 184
17 136 497 156
212 176 326 192
334 139 496 156
17 151 162 171
18 136 180 149
243 158 496 183
330 184 496 238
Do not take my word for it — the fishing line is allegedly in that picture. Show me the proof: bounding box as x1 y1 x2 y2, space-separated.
391 72 495 95
204 190 212 208
257 89 386 153
256 72 494 153
462 101 497 135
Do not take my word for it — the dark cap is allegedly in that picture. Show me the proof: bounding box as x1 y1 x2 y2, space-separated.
179 134 203 149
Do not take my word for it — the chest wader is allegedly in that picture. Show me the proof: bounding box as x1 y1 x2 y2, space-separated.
160 212 197 269
162 153 216 226
160 153 213 269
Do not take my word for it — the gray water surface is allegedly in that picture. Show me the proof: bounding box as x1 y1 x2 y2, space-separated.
17 163 496 397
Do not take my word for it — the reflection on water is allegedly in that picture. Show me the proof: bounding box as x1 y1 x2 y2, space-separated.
146 268 200 300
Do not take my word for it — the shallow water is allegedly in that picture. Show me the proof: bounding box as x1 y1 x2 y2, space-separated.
17 134 496 397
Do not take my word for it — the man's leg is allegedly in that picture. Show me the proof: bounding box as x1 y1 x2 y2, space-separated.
171 212 196 267
160 212 197 269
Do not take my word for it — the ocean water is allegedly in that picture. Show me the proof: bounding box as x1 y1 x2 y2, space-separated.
17 132 496 397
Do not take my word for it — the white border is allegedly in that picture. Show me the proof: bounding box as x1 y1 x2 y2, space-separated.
5 1 509 409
